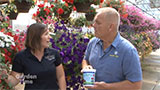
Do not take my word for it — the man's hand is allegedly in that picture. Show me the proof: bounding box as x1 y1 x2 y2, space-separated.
85 81 109 90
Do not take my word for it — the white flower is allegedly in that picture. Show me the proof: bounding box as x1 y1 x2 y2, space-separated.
0 40 5 48
6 43 10 47
0 32 15 47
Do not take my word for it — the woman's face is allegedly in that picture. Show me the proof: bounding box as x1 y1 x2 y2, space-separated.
41 29 51 49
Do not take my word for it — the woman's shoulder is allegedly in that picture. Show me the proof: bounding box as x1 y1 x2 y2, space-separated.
15 48 28 56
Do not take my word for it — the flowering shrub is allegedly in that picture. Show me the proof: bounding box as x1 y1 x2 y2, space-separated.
85 6 97 21
0 30 25 90
63 0 104 5
121 5 160 32
72 16 87 27
147 30 160 51
52 1 73 19
33 3 53 21
86 6 96 15
0 17 25 90
0 31 15 90
102 0 128 18
1 3 17 16
119 24 153 58
119 5 160 58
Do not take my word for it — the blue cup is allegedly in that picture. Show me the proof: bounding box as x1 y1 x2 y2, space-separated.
82 69 96 86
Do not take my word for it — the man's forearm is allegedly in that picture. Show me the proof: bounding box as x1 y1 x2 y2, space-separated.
106 80 142 90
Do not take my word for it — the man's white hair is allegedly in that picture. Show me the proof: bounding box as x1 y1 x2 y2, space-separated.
96 7 120 28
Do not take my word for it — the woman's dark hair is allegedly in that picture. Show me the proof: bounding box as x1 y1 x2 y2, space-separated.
25 23 47 52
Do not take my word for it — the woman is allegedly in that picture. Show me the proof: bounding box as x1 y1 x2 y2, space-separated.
3 23 66 90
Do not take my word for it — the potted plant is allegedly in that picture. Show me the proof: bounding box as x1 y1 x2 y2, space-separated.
2 3 18 20
92 0 104 5
85 6 97 21
63 0 102 13
52 1 73 19
33 3 53 21
13 0 35 13
0 0 9 4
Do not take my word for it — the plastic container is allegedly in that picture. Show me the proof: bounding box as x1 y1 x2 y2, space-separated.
82 69 96 86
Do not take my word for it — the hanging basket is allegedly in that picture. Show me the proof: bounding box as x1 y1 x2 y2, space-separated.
8 11 18 20
14 1 32 13
85 13 95 21
74 2 91 13
60 11 71 19
0 0 9 4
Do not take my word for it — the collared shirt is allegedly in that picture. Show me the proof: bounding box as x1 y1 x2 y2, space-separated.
84 32 142 83
12 48 62 90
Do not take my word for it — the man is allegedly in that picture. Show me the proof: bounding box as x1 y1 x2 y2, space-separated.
82 7 142 90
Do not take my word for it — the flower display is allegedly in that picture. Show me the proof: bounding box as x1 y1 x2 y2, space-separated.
52 1 73 19
33 3 53 21
1 3 17 16
63 0 104 5
13 0 35 12
85 6 97 21
0 17 25 90
119 5 160 58
102 0 128 18
38 18 89 89
147 30 160 51
121 5 160 32
119 25 153 58
63 0 103 12
50 21 89 89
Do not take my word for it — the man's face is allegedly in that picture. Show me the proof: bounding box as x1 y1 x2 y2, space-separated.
93 13 110 39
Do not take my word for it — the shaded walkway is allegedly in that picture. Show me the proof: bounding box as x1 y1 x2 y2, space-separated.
142 49 160 90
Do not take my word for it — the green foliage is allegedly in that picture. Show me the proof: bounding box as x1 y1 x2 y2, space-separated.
72 16 87 27
1 3 17 15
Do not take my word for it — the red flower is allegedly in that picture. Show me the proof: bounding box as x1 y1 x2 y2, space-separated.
57 8 64 15
100 0 104 3
44 0 48 3
36 11 40 15
51 4 54 8
73 6 76 11
120 0 124 5
44 8 51 15
38 4 44 8
33 13 37 17
63 0 73 4
122 13 128 18
55 0 58 3
65 3 68 7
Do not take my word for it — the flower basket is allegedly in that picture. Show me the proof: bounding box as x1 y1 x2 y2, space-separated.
14 0 32 13
74 2 91 13
85 13 95 21
0 0 9 4
8 11 18 20
60 11 71 19
85 6 96 21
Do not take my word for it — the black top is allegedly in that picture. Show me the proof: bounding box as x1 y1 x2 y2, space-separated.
12 48 62 90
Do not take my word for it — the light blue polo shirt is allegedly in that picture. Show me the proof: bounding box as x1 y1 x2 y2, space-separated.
84 32 142 83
